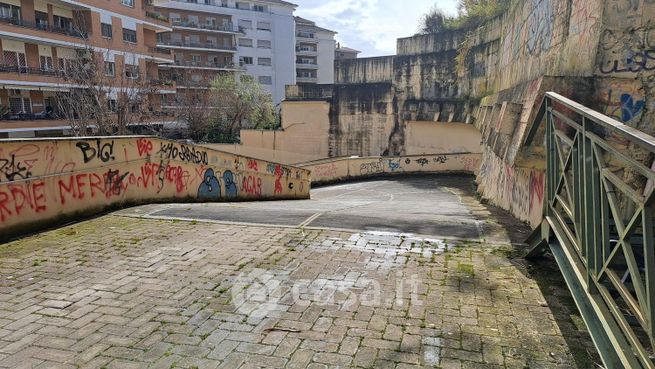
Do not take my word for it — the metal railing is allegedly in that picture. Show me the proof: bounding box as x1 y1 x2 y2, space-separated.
0 16 86 38
156 40 237 51
163 60 240 70
526 92 655 369
171 20 242 33
0 64 66 77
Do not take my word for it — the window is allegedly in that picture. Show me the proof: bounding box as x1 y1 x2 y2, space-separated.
39 56 53 71
236 2 249 10
256 21 270 30
104 61 115 77
58 58 73 74
122 28 137 43
238 38 252 47
101 23 112 38
258 76 272 85
125 64 139 79
35 11 48 28
257 57 271 66
53 15 72 31
257 40 271 49
9 97 31 114
121 0 134 7
239 56 253 65
191 54 201 65
108 99 117 112
253 5 266 12
0 3 21 21
238 19 252 29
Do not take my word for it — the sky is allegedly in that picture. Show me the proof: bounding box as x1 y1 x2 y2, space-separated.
293 0 459 57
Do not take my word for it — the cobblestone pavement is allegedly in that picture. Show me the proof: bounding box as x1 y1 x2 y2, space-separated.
0 178 598 369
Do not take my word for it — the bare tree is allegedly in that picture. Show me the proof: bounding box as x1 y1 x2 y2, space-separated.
55 20 163 136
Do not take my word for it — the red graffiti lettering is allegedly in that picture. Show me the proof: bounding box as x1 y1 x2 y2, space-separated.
0 181 47 222
89 173 104 198
241 175 262 196
137 162 188 194
58 176 76 205
0 191 11 221
274 164 283 195
136 138 153 157
247 159 259 171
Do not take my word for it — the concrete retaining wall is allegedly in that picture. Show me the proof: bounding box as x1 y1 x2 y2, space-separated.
298 153 482 184
0 136 310 239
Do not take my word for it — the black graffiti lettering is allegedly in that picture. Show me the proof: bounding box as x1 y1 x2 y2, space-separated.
415 158 429 166
76 140 115 163
158 142 208 165
0 154 32 182
599 49 655 74
104 169 130 197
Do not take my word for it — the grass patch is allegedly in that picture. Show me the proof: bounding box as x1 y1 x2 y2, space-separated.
457 262 475 277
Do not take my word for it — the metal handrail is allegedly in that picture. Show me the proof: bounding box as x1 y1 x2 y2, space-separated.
171 20 242 33
529 92 655 369
156 40 237 51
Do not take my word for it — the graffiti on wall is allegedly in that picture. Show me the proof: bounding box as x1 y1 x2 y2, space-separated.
478 149 545 226
526 0 553 55
597 80 649 125
0 138 309 229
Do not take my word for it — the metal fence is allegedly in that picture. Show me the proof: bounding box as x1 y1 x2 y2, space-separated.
526 92 655 369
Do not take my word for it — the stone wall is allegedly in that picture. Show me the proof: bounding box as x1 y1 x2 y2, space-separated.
0 137 310 240
464 0 654 226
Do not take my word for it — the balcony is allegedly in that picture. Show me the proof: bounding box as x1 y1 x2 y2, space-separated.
160 60 243 71
147 47 174 62
296 62 319 70
0 64 67 77
156 40 237 52
167 0 272 14
296 47 317 55
0 16 86 39
296 32 318 42
172 21 244 34
296 76 317 84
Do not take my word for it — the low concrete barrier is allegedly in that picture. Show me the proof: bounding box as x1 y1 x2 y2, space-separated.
0 136 310 240
297 153 482 184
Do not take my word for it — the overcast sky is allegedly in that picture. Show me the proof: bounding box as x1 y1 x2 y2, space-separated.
293 0 459 57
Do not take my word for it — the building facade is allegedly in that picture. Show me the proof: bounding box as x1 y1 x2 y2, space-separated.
335 43 359 60
154 0 296 105
0 0 174 138
294 16 334 84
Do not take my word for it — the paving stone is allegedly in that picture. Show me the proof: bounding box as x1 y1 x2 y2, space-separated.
0 213 597 369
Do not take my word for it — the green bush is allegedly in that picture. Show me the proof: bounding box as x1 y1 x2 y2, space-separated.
420 0 511 32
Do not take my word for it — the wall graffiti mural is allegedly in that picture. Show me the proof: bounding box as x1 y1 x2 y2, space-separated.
303 153 481 183
198 169 221 200
0 137 310 238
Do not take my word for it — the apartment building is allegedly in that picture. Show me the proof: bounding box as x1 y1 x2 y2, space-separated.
335 43 360 60
294 16 334 84
0 0 175 138
154 0 296 105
